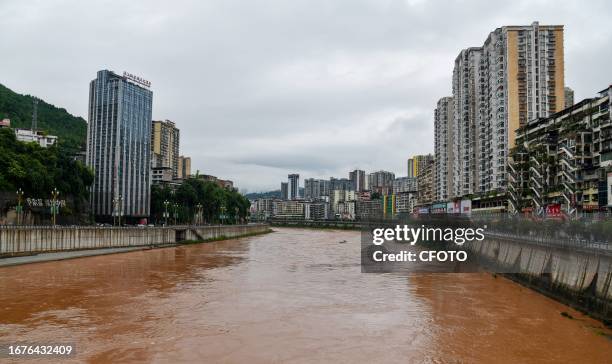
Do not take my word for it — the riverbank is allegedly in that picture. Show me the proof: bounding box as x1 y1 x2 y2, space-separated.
0 225 272 266
0 246 146 267
503 272 612 327
0 223 270 257
466 236 612 325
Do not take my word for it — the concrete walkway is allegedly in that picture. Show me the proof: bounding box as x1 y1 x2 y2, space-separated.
0 247 147 267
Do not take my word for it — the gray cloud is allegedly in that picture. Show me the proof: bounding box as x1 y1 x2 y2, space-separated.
1 0 611 191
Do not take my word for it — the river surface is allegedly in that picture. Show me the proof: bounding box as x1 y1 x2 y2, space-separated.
0 228 610 363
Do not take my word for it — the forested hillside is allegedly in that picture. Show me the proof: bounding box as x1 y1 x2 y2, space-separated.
0 83 87 150
0 128 93 215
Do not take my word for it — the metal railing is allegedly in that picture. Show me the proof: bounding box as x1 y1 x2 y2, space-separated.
485 230 611 254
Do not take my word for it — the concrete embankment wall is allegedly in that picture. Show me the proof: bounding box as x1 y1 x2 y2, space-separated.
0 224 270 257
468 236 612 322
184 224 270 241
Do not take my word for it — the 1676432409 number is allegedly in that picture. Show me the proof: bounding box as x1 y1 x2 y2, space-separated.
1 344 75 357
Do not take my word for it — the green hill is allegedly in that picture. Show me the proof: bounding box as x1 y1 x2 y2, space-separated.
244 187 304 200
0 83 87 151
245 190 282 200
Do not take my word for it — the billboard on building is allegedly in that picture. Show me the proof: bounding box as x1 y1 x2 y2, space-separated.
460 199 471 214
447 201 460 214
431 203 446 214
545 203 561 217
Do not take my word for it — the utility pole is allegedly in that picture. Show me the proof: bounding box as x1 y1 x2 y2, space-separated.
51 188 59 226
32 98 38 131
173 203 179 225
16 188 24 225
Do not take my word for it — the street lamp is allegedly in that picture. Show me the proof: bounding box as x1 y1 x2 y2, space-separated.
220 205 227 225
16 188 24 225
235 207 239 225
195 203 203 225
113 195 123 226
163 200 170 226
51 188 59 226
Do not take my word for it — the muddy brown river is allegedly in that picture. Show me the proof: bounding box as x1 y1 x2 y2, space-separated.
0 228 610 363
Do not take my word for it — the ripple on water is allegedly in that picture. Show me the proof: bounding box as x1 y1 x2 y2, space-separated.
0 228 610 363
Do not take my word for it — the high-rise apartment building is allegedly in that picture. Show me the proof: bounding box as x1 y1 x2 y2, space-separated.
367 170 395 195
304 178 318 200
86 70 153 219
152 119 180 178
449 22 564 200
434 96 454 201
288 174 300 200
452 47 483 197
330 177 353 191
393 177 418 194
177 156 191 179
304 178 330 200
416 158 435 206
407 155 434 178
280 182 288 200
349 169 366 192
564 86 574 109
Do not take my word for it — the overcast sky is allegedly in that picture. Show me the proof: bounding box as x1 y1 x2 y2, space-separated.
1 0 611 192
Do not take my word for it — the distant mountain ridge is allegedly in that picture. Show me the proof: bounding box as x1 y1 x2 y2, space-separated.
0 83 87 150
245 190 281 200
245 187 305 200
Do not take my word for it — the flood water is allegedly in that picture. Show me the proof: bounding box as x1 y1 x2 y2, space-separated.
0 227 610 363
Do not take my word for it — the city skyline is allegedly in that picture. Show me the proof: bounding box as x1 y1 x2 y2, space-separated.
1 0 611 191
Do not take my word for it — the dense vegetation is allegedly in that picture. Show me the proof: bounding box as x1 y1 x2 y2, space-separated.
151 178 250 225
0 128 93 214
0 83 87 151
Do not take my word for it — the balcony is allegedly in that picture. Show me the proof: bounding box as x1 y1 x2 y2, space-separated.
559 157 577 172
559 145 575 159
562 181 575 193
529 166 543 179
561 170 576 184
530 175 543 189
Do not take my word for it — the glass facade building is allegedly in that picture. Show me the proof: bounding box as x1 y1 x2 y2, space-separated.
86 70 153 219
